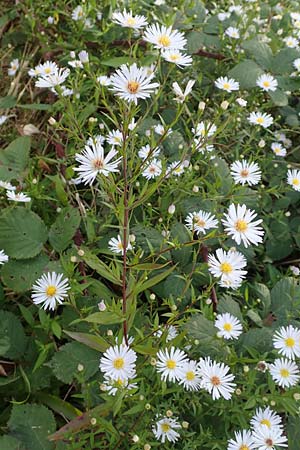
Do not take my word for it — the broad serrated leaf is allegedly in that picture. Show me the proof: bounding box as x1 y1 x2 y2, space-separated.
1 253 49 293
271 277 300 319
49 206 81 252
271 48 300 74
8 404 56 450
238 328 273 354
287 417 300 450
242 39 273 69
170 222 193 266
48 342 99 384
0 311 26 359
268 89 288 106
0 136 30 181
228 60 264 89
218 295 242 321
0 208 48 259
0 435 23 450
186 314 224 357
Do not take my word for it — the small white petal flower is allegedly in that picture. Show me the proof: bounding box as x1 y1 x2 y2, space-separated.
250 407 283 431
154 325 178 342
227 430 255 450
225 27 240 39
99 345 137 382
72 5 86 21
0 115 9 126
273 325 300 359
102 375 137 396
108 234 133 255
251 424 288 449
8 58 19 76
0 250 9 265
152 416 181 443
35 67 70 88
230 160 261 186
199 357 236 400
97 75 111 86
178 360 202 391
167 160 185 176
68 59 83 69
144 23 187 50
74 141 122 185
162 49 192 67
236 97 247 107
283 36 299 48
215 313 243 340
193 121 217 137
29 61 58 78
31 272 70 310
153 124 172 135
172 79 195 102
248 112 273 128
293 57 300 70
185 210 218 235
269 357 300 388
215 76 239 92
256 74 278 92
78 50 89 63
142 158 162 180
208 248 247 289
0 180 16 190
6 191 31 202
271 142 287 157
222 203 264 247
106 130 123 146
287 169 300 191
112 9 148 29
138 144 160 160
156 346 188 382
109 63 159 105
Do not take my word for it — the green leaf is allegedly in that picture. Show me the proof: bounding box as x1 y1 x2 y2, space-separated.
228 60 264 89
100 57 133 67
0 136 31 181
268 89 288 106
8 404 56 450
251 283 271 317
0 95 17 108
84 311 124 325
271 278 300 320
0 311 26 359
242 39 273 69
64 330 110 352
48 342 99 384
238 328 273 354
0 435 23 450
1 253 49 293
18 103 52 111
78 104 97 125
218 295 242 321
186 314 224 357
170 222 193 267
0 208 48 259
82 250 122 285
134 264 177 295
49 206 81 252
287 417 300 450
36 393 82 420
271 48 300 74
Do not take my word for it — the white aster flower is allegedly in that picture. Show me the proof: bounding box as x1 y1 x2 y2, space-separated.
250 407 283 431
287 169 300 191
102 375 137 396
218 12 231 21
290 265 300 276
273 325 300 360
138 144 160 160
269 357 300 388
72 5 86 21
0 115 9 126
142 158 162 180
8 58 19 76
271 142 287 157
248 112 273 128
31 272 70 311
0 180 16 190
86 134 106 146
227 430 255 450
225 27 240 39
112 9 148 29
152 416 181 444
208 248 247 289
68 59 83 69
167 160 185 176
199 357 236 400
230 160 261 186
6 191 31 202
293 58 300 70
236 97 247 107
153 123 172 135
144 23 186 50
185 210 218 235
108 234 133 255
0 250 9 265
193 121 217 137
109 63 159 105
99 345 137 382
161 49 192 67
256 74 278 92
35 67 70 88
106 129 123 146
172 80 195 102
78 50 89 63
156 346 188 382
222 203 264 247
155 325 178 342
74 141 122 185
178 360 202 391
215 313 243 340
215 76 239 92
97 75 111 86
29 61 58 77
251 424 288 449
283 36 299 48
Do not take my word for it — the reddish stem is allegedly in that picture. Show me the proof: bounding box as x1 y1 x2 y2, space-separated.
122 138 129 346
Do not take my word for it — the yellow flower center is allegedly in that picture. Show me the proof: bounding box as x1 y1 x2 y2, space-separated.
220 262 233 274
223 82 230 90
127 80 140 94
113 357 125 369
116 378 124 387
117 242 124 250
166 359 176 369
46 285 57 296
196 218 206 227
211 375 221 386
285 337 295 347
239 445 250 450
240 169 249 177
161 423 171 433
263 81 270 88
292 178 300 186
223 323 233 331
158 34 171 47
186 371 195 381
256 117 264 124
260 419 271 428
280 368 290 378
93 158 104 169
45 67 52 74
274 147 281 153
235 219 248 232
169 53 180 61
126 17 136 26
